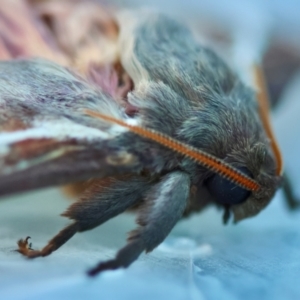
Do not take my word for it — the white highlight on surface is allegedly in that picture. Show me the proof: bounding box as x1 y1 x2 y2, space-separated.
158 237 213 257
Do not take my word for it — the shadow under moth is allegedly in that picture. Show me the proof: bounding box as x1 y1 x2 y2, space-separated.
0 3 295 275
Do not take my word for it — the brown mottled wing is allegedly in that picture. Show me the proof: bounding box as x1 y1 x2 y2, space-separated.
0 58 146 196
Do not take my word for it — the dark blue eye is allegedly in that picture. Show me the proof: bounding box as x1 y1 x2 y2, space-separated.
205 167 252 205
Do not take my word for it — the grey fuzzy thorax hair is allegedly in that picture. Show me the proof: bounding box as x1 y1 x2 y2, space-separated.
120 13 280 221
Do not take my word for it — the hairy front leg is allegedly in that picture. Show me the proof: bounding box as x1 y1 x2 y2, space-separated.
88 171 190 275
17 176 152 258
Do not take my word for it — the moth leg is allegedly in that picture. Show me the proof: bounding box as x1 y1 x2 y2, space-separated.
17 176 152 258
282 173 300 210
17 223 79 258
88 171 190 275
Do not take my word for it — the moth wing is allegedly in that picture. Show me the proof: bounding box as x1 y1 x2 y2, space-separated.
0 58 145 196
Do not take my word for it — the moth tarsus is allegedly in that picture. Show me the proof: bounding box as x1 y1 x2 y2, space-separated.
1 11 284 274
282 173 300 210
17 236 33 255
222 206 232 225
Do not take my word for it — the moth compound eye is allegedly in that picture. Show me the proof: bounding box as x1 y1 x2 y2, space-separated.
205 167 252 205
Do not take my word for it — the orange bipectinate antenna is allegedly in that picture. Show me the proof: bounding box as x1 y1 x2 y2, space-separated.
254 65 283 176
85 110 260 192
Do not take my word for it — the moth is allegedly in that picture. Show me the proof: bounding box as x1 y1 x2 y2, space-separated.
0 11 285 275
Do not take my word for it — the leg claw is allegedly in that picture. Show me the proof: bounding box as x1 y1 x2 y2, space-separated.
16 236 40 258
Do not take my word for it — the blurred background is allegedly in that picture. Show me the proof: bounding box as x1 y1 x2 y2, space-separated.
0 0 300 299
